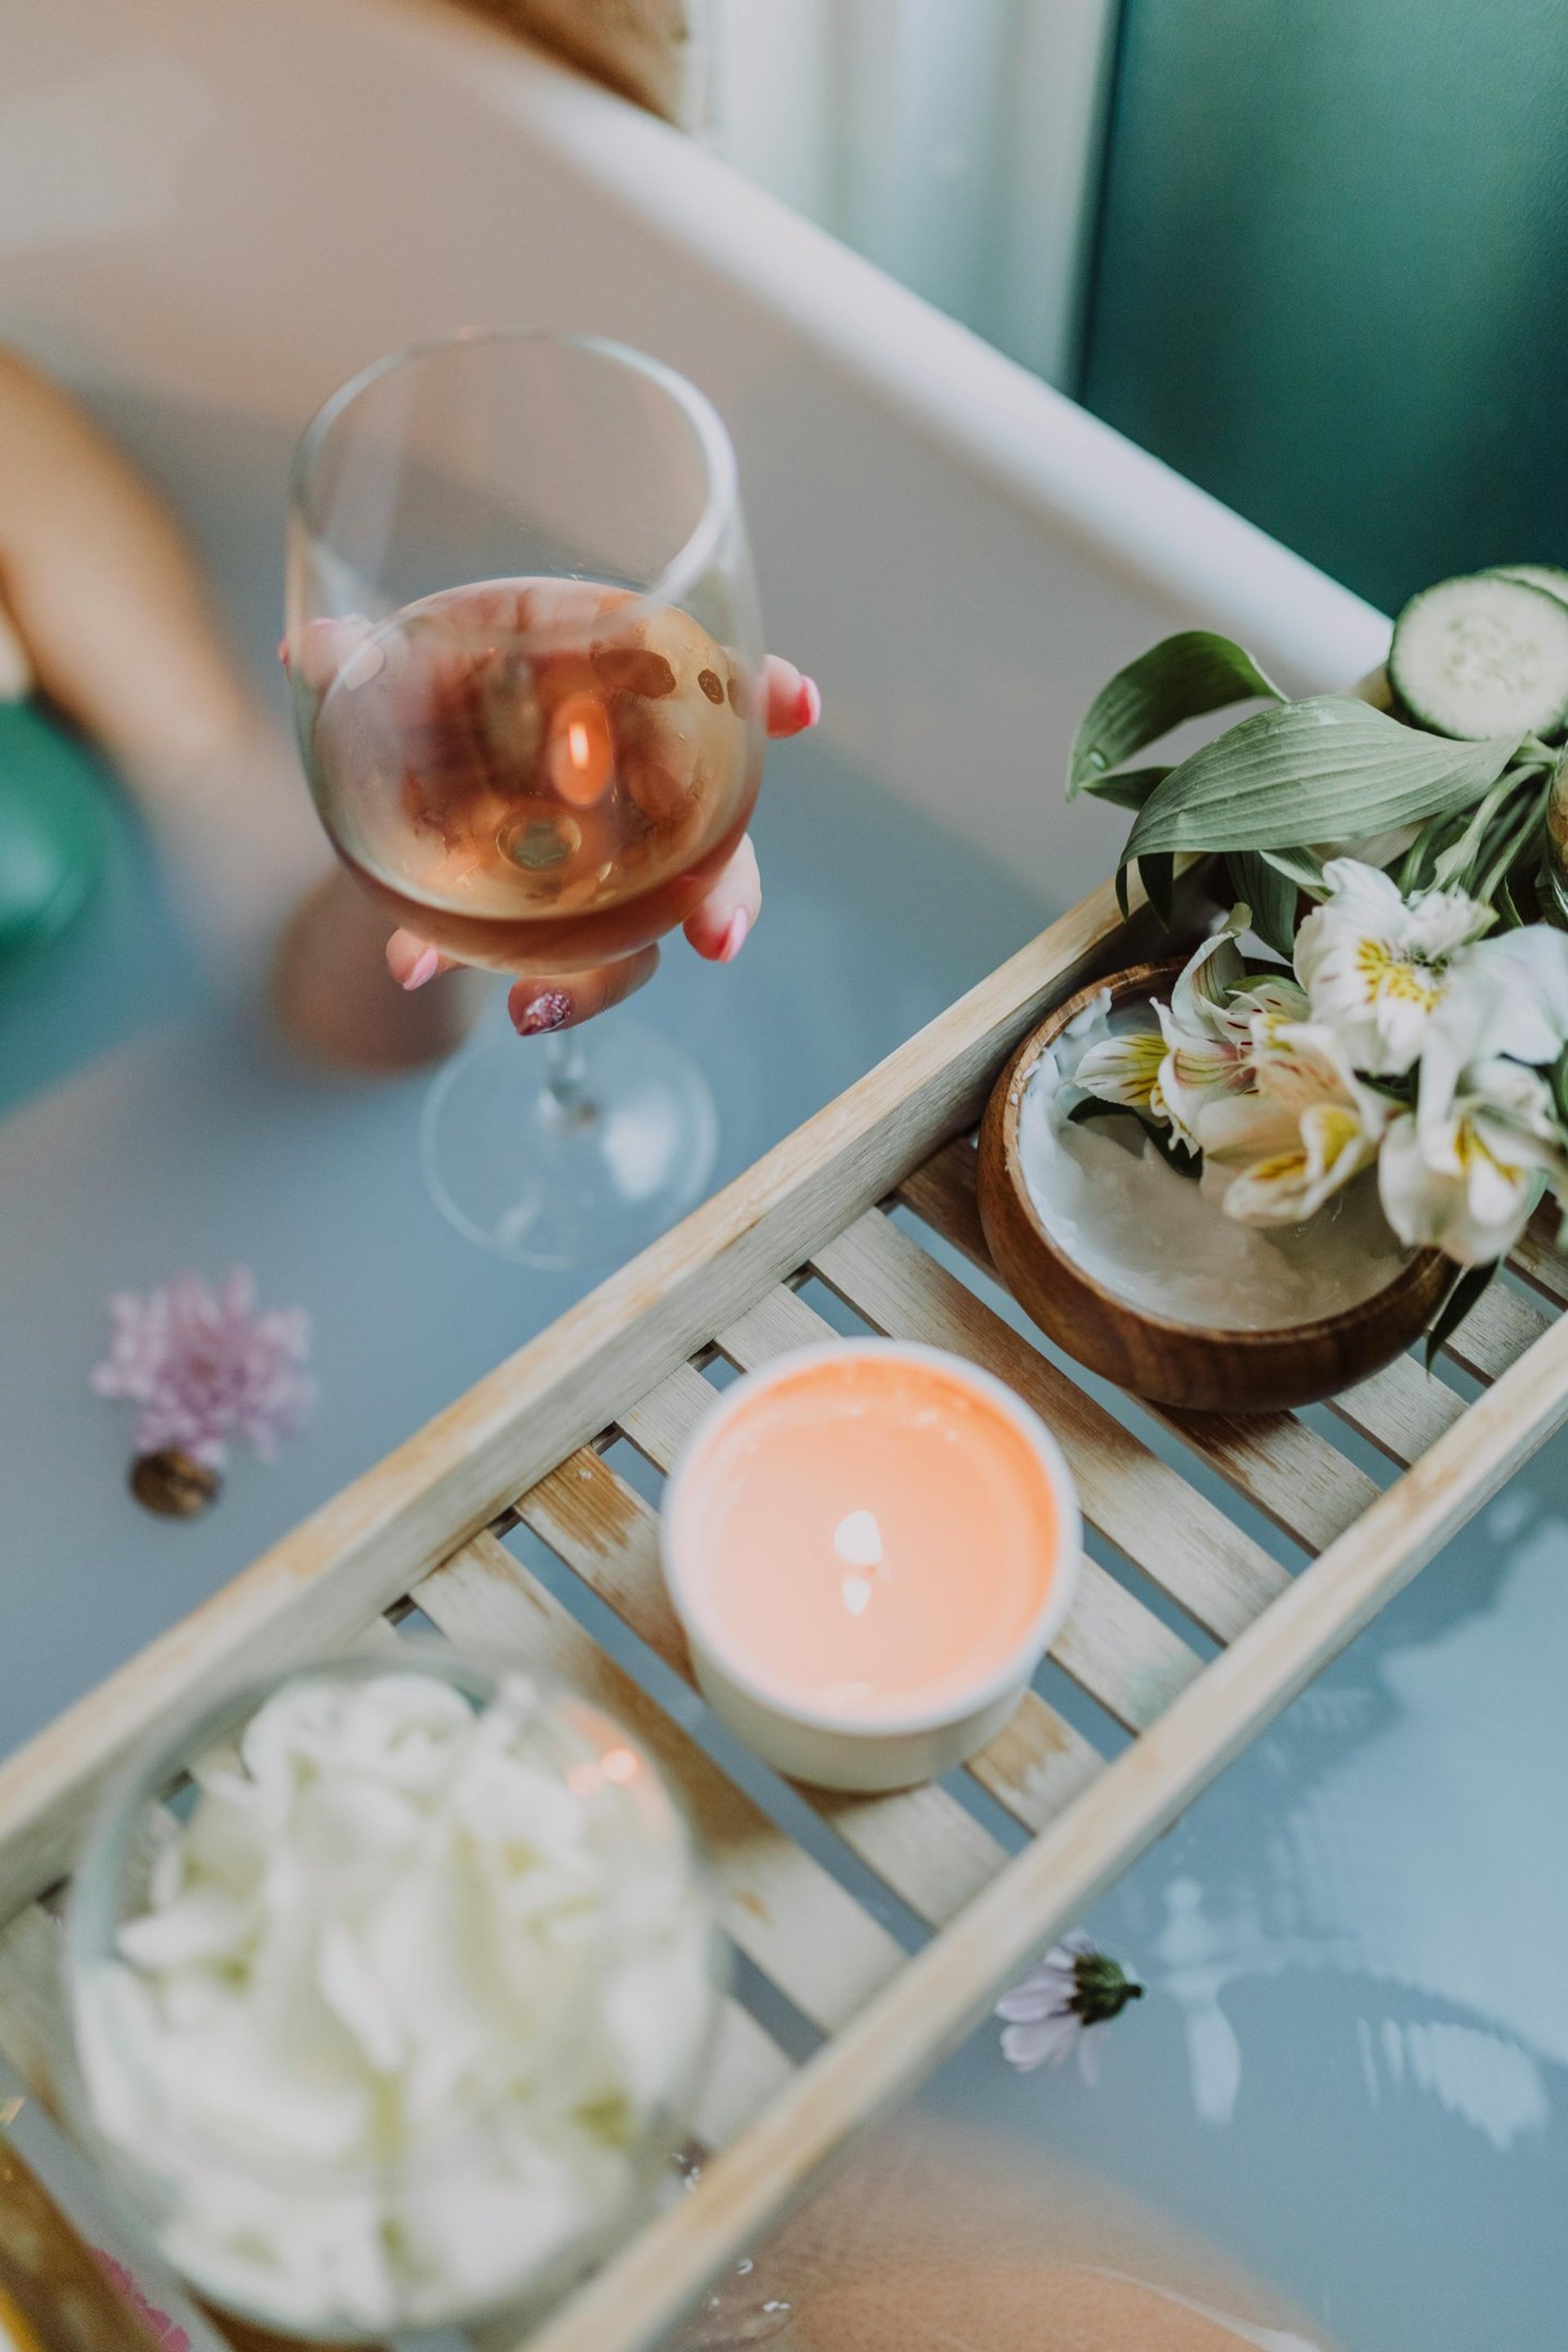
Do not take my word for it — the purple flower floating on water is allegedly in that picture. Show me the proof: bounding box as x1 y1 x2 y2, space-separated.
995 1930 1143 2085
92 1269 315 1472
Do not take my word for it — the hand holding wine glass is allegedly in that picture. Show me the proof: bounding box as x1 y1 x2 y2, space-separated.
290 600 817 1033
287 330 794 1268
381 649 818 1032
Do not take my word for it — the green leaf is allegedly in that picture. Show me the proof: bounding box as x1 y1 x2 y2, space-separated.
1398 808 1450 895
1473 778 1548 908
1552 1045 1568 1131
1424 1260 1501 1372
1067 633 1281 800
1139 852 1176 927
1258 843 1328 894
1081 764 1172 811
1126 698 1521 863
1430 765 1530 891
1227 850 1298 958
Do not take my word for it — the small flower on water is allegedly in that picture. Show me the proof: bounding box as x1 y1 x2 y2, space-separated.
92 1268 315 1472
995 1931 1143 2087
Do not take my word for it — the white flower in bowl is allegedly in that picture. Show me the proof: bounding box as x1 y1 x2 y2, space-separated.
1294 859 1491 1077
1416 921 1568 1125
1075 915 1310 1155
1379 1057 1567 1265
1071 1023 1172 1125
1072 923 1257 1149
1201 1018 1392 1226
1152 921 1279 1148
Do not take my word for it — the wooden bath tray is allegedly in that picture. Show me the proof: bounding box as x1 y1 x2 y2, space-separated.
2 866 1567 2352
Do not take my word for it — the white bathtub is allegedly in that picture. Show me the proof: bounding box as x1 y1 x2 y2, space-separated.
8 18 1566 2352
0 0 1385 906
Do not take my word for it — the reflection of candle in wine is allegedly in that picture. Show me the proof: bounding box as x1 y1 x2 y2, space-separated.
661 1343 1080 1792
549 694 615 805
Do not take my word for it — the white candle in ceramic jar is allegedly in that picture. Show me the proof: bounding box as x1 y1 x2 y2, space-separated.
661 1343 1080 1792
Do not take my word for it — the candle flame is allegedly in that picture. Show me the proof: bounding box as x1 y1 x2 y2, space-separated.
550 694 615 805
833 1509 884 1569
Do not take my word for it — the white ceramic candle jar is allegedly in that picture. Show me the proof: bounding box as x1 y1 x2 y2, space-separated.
661 1342 1080 1793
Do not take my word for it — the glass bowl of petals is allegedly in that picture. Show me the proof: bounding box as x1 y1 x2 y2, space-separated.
64 1647 723 2341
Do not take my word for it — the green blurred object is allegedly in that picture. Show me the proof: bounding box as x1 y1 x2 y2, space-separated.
0 699 109 958
1084 0 1568 615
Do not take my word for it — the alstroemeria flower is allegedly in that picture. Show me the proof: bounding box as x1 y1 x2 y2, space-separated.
1294 860 1492 1077
1072 1022 1172 1125
1414 922 1568 1141
1152 920 1265 1148
1201 1020 1393 1226
1379 1058 1568 1265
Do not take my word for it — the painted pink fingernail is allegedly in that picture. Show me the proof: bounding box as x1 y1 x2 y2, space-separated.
519 988 572 1034
798 675 822 728
340 638 386 689
719 908 750 963
400 946 440 991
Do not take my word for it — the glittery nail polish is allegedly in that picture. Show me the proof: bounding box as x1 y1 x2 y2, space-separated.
519 989 572 1034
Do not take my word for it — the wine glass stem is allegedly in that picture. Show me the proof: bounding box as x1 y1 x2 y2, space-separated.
541 1027 593 1123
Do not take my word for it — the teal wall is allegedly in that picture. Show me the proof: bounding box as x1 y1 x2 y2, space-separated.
1082 0 1568 616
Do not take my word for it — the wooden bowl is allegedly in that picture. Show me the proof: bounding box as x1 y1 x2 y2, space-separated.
976 960 1449 1414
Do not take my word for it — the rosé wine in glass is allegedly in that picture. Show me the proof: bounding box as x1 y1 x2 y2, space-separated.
302 580 762 976
286 330 768 1268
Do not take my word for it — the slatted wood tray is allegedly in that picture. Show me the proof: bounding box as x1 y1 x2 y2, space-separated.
3 865 1567 2352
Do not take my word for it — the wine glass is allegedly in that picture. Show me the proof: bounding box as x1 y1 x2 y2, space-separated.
286 329 765 1267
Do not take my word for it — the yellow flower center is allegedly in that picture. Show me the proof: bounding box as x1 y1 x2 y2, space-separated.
1120 1034 1166 1078
1354 938 1446 1013
1454 1118 1511 1180
1241 1148 1307 1186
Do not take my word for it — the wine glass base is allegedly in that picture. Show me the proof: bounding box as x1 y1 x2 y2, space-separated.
419 1018 720 1271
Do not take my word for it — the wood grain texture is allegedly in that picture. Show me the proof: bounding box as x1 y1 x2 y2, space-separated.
1510 1203 1568 1308
1440 1278 1553 1384
811 1209 1285 1646
900 1136 1382 1548
510 1298 1568 2352
417 1533 902 2039
517 1448 1011 1926
1328 1353 1466 1468
0 876 1163 1928
975 963 1450 1416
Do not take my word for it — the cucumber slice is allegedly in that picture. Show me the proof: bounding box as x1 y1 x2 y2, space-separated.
1391 572 1568 740
1485 562 1568 607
